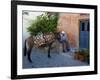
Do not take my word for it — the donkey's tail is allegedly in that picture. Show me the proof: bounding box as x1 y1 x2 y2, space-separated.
24 40 27 56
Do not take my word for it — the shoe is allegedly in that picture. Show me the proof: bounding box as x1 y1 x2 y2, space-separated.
63 50 66 53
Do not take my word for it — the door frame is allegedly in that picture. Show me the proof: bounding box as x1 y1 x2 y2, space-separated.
79 19 90 49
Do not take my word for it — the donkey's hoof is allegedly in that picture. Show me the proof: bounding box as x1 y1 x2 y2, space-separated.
28 59 32 63
48 56 51 58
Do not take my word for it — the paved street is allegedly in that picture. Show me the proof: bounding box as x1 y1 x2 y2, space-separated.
23 47 88 69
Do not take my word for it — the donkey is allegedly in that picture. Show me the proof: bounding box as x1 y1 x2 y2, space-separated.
24 32 61 63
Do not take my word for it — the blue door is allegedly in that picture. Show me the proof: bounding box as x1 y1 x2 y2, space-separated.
79 20 90 49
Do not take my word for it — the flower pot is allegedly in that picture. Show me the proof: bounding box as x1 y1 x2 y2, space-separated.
74 52 85 62
78 54 85 62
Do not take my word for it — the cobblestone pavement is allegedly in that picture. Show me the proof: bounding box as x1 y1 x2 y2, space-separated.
23 47 88 68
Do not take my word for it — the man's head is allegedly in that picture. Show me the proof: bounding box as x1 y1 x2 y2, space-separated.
61 31 65 36
61 31 65 34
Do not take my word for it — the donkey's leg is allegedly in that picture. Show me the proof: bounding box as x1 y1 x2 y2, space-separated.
48 44 52 58
27 48 32 63
24 40 27 56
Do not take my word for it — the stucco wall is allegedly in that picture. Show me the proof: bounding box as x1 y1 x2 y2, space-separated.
57 13 89 49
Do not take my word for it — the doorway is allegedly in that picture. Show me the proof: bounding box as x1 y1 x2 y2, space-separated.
79 20 90 49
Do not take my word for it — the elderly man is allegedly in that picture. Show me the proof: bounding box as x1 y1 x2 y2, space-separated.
60 31 69 52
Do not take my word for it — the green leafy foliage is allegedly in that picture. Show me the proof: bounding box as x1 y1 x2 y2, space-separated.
27 12 59 36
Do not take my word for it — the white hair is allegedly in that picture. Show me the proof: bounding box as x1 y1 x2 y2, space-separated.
61 31 65 34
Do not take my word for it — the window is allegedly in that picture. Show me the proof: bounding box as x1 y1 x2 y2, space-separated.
81 22 85 31
87 21 90 31
80 20 90 31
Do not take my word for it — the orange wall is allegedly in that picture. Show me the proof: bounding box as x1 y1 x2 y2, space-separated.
57 13 89 48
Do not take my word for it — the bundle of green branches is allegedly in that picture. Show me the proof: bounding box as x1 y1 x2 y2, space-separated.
27 12 59 36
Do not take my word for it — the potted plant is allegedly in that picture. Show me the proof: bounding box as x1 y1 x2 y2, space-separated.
74 49 89 63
